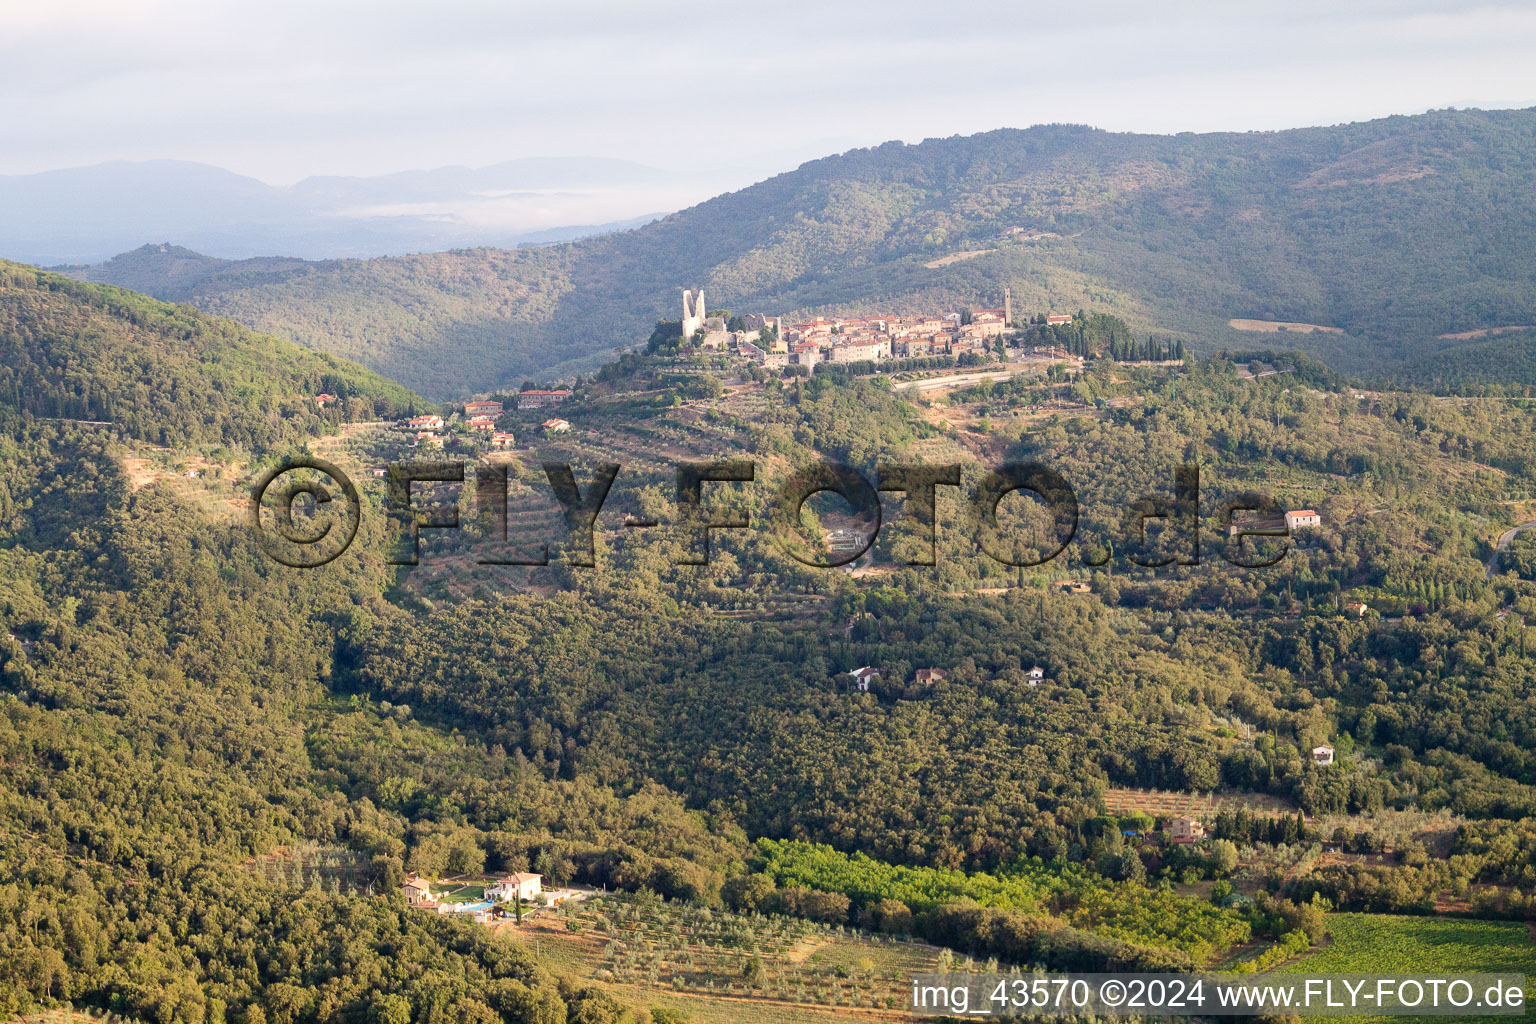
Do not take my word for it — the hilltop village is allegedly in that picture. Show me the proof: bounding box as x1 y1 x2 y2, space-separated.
664 287 1183 370
332 283 1315 615
339 288 1189 453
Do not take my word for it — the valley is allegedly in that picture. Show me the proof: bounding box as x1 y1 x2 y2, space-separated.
6 109 1536 1024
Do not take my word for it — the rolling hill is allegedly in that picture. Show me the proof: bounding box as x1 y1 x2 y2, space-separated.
60 107 1536 398
0 260 423 448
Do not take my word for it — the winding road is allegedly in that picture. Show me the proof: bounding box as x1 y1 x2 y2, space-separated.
1487 519 1536 579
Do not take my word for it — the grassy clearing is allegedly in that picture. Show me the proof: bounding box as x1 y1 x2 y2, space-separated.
924 249 995 268
438 883 488 903
1227 318 1343 334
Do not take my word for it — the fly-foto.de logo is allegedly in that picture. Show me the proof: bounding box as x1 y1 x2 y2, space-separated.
249 457 1301 570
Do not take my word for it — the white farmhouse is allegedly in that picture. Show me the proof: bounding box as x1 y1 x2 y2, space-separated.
847 666 880 692
1285 509 1321 530
487 872 543 903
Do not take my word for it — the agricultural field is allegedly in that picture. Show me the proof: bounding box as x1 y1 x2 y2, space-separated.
1286 914 1536 974
117 447 247 521
1281 914 1536 1023
1102 786 1301 821
506 892 951 1023
756 839 1253 965
1227 318 1344 334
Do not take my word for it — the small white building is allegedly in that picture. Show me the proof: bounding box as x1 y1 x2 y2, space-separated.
847 666 880 692
487 872 543 903
542 418 571 434
1313 744 1335 766
1285 509 1321 530
1026 665 1046 686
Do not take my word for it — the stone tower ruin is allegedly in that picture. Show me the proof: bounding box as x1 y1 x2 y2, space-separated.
682 288 706 339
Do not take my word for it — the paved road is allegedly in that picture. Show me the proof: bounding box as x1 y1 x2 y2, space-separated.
1487 519 1536 579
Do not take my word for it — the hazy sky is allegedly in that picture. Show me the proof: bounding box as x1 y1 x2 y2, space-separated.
4 0 1535 184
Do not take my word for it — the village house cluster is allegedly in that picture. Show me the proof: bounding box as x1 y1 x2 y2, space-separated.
844 663 1045 692
385 388 573 450
682 287 1074 370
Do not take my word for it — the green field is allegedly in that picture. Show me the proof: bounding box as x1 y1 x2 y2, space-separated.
436 882 488 903
757 839 1252 963
1281 914 1535 1022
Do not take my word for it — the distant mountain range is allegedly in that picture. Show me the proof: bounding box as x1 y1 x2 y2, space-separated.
47 108 1536 399
0 157 731 264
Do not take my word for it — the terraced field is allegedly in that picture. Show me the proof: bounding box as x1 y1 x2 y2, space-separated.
1102 786 1302 821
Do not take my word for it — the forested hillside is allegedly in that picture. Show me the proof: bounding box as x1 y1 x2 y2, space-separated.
0 261 423 446
0 278 700 1022
0 232 1300 1024
335 353 1536 866
12 238 1536 1021
60 107 1536 398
